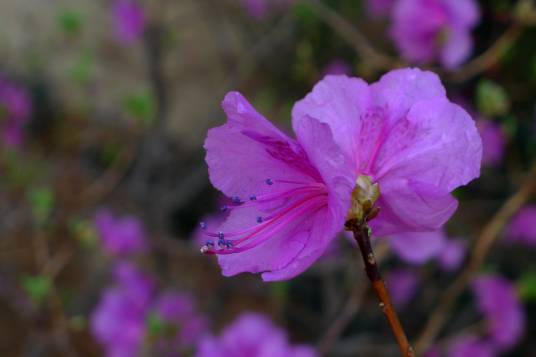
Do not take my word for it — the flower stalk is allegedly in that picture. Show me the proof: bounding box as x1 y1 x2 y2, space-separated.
345 177 414 357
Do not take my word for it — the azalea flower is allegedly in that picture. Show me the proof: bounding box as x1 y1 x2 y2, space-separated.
472 275 525 350
0 76 31 148
112 0 146 44
94 209 148 256
197 312 316 357
91 263 207 357
390 0 480 68
505 205 536 247
202 68 481 281
477 120 506 167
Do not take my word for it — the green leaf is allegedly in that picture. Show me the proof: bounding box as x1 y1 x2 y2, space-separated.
69 50 93 84
476 79 510 117
271 281 289 300
57 9 84 36
518 271 536 302
123 90 156 124
28 187 54 225
22 275 51 303
70 218 97 248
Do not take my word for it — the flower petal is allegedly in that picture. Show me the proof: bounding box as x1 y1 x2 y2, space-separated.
205 92 319 198
370 179 458 236
292 75 370 164
374 98 482 192
388 230 447 264
371 68 447 122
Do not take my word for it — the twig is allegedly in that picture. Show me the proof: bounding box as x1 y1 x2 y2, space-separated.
317 242 390 355
346 219 414 357
414 162 536 354
305 0 400 71
447 24 522 83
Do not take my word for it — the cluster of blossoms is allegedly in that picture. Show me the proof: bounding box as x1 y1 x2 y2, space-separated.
426 274 525 357
367 0 480 69
112 0 146 44
94 209 148 256
197 312 316 357
0 76 32 148
200 68 482 281
91 262 208 356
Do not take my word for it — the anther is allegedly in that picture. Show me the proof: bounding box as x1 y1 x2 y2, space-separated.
232 196 241 203
256 216 263 223
220 205 228 212
249 195 257 201
199 222 207 230
265 178 274 185
218 232 225 240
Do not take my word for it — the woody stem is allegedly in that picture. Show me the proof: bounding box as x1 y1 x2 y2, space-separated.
346 219 414 357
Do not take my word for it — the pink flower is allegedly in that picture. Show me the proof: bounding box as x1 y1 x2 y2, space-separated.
438 238 466 272
94 209 148 256
472 275 525 350
477 120 506 167
0 77 32 148
388 230 447 264
390 0 480 68
196 312 316 357
506 205 536 247
203 68 481 281
152 292 209 353
91 264 156 357
112 0 146 44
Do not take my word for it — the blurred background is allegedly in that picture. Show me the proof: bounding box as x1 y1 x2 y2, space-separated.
0 0 535 356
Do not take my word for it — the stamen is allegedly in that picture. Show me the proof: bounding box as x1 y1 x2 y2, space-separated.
199 222 207 230
265 178 274 185
232 196 241 203
220 205 228 212
249 195 257 201
256 216 263 223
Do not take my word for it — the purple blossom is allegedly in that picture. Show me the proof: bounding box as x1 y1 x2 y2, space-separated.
386 268 419 307
91 263 155 357
476 120 506 166
112 0 146 44
390 0 480 68
202 68 481 281
0 77 31 148
472 275 525 350
94 209 148 256
437 238 466 272
365 0 395 18
388 230 447 264
447 335 495 357
321 60 352 77
152 292 209 353
196 312 317 357
505 205 536 247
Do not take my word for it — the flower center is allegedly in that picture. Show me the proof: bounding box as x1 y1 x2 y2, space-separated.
200 179 328 255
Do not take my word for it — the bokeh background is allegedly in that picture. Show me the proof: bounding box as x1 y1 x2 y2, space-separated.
0 0 535 356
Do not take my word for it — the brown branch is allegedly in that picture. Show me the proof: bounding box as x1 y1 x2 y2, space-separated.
414 162 536 354
306 0 400 71
346 219 414 357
